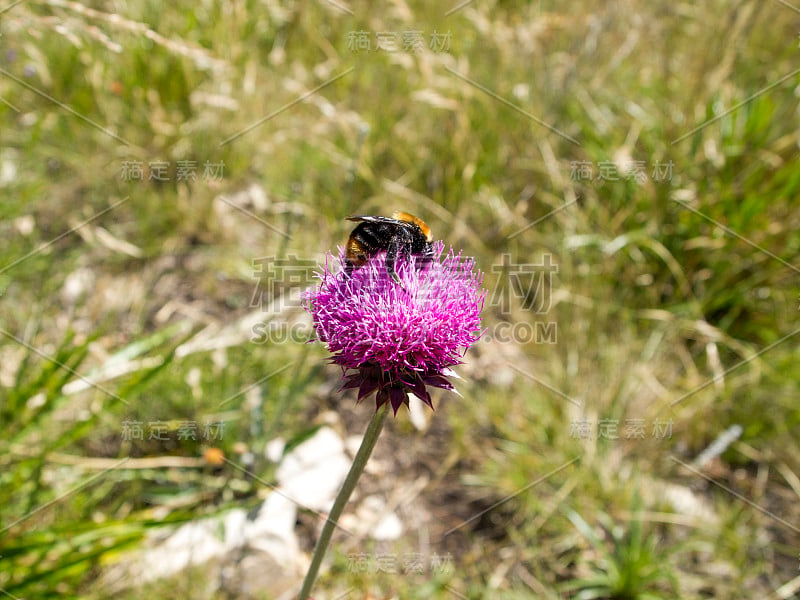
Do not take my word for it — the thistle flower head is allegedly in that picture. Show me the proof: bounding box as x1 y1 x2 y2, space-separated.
303 242 485 414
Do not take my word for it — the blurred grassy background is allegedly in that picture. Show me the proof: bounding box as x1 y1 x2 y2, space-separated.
1 0 799 598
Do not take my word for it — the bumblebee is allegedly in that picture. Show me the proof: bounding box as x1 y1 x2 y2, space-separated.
345 212 434 284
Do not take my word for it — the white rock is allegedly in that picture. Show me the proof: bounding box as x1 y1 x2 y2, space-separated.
138 514 234 581
265 437 286 463
246 492 298 556
234 492 306 597
62 267 95 303
372 510 404 541
355 495 404 541
407 394 430 431
276 426 351 512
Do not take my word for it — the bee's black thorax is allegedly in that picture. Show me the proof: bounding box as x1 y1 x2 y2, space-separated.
344 214 434 284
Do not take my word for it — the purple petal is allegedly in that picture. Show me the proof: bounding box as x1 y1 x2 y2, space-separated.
375 388 390 411
389 387 408 415
340 373 363 390
402 371 432 407
357 377 380 401
423 374 454 391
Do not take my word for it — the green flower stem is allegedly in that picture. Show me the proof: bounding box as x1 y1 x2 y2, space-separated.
298 404 389 600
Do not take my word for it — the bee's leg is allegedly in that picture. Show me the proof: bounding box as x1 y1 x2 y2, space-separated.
417 244 434 270
385 236 403 285
343 260 354 279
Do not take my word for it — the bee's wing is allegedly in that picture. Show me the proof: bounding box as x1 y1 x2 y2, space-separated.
345 215 398 224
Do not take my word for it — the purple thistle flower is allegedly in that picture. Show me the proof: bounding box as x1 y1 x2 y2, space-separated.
303 241 485 414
